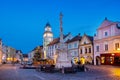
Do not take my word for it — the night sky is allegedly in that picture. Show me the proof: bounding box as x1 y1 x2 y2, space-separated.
0 0 120 53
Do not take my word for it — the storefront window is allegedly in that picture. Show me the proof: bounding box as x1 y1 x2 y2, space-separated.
101 57 105 64
114 57 120 64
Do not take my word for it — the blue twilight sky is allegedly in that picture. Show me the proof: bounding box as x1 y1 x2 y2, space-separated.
0 0 120 53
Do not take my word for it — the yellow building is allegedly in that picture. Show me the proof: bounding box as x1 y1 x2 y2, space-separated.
79 34 94 64
6 47 16 63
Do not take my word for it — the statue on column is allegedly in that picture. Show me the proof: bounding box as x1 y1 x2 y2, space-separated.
55 12 72 68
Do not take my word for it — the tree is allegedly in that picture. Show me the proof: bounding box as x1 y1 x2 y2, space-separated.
33 46 42 62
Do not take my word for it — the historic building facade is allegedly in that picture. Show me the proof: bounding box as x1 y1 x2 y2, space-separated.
2 44 7 63
79 34 93 64
66 34 82 64
94 18 120 65
47 33 72 61
6 46 16 63
28 50 35 62
43 23 53 59
0 39 3 64
16 50 23 63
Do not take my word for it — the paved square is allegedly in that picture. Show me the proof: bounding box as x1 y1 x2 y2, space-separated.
0 64 120 80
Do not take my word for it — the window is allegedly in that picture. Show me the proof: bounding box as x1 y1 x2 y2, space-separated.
71 52 74 56
80 49 82 54
74 51 78 56
115 43 119 50
74 43 77 48
89 48 91 53
85 48 87 53
105 44 108 51
105 32 108 36
96 46 99 52
84 42 86 44
68 44 71 49
6 49 8 52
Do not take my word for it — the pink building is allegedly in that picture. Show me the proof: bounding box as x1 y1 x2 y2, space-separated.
94 18 120 65
0 39 2 64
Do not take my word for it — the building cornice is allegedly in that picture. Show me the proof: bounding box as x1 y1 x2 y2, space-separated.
94 35 120 43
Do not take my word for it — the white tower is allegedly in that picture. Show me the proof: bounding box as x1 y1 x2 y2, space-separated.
43 22 53 59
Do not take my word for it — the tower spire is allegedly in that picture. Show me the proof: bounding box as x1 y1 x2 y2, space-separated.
60 12 63 43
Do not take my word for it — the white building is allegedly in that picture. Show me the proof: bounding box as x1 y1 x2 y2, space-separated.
47 33 72 60
16 50 23 62
28 50 35 62
94 18 120 65
2 44 7 63
43 22 53 59
66 34 82 64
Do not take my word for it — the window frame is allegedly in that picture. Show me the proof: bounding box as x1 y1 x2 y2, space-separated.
96 46 99 52
105 44 108 51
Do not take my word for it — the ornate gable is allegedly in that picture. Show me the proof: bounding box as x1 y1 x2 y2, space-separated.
80 34 92 45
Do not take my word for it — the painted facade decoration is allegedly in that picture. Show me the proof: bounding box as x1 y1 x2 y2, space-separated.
79 34 93 64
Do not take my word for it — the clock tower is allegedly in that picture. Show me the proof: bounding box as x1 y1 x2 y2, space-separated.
43 22 53 59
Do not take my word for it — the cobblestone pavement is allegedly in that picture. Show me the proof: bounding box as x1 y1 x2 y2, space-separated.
0 64 120 80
